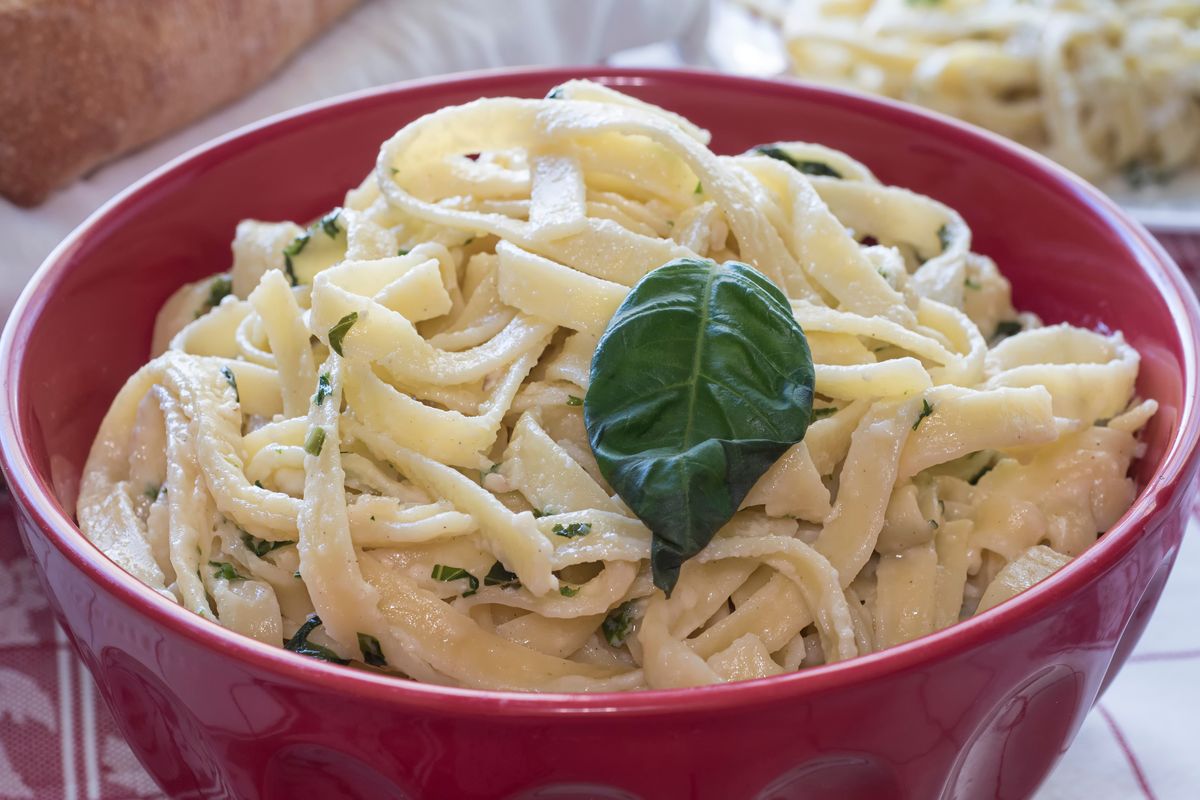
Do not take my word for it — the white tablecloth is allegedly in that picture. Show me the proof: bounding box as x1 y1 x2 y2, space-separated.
0 1 1195 797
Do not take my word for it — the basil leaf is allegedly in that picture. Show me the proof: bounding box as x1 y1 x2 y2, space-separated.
913 398 934 431
552 522 591 538
209 561 246 582
483 561 520 588
220 366 239 402
431 564 480 596
992 320 1023 342
559 585 579 597
602 602 637 647
196 276 232 317
750 145 842 179
285 615 349 664
937 224 951 254
357 633 387 667
328 312 358 356
241 532 292 558
585 258 814 594
313 372 332 405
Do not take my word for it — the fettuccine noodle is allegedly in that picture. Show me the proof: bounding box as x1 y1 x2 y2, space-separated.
78 80 1154 691
771 0 1200 182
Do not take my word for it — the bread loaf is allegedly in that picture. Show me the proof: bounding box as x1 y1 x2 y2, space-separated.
0 0 359 206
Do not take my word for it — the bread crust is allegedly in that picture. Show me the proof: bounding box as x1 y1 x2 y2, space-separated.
0 0 358 206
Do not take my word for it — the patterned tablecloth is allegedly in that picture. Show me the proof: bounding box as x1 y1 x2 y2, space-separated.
0 234 1196 799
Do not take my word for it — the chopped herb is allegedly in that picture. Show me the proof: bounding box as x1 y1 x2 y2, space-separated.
282 233 309 286
313 372 332 405
144 484 161 501
484 462 502 475
209 561 246 582
877 267 888 279
546 85 565 99
993 320 1023 340
811 406 838 420
532 508 547 518
602 602 636 647
483 561 520 588
937 224 951 253
912 398 934 431
220 366 239 402
327 311 359 356
284 614 349 664
294 570 302 579
964 277 982 290
357 633 387 667
559 585 579 597
389 167 398 176
751 145 843 178
196 276 233 317
431 564 479 596
242 532 291 558
318 210 342 238
694 180 703 195
929 519 939 529
968 462 996 485
397 248 410 256
1122 159 1174 189
566 395 584 407
304 427 326 456
552 522 592 538
254 480 264 489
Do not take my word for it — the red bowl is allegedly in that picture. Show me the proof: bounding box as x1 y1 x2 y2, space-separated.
2 67 1198 800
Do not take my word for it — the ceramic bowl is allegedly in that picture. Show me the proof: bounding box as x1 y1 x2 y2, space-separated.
2 68 1198 800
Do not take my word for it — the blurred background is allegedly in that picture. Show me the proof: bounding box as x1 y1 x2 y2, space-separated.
0 1 1196 798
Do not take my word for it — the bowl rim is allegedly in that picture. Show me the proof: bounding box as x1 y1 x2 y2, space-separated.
2 65 1198 717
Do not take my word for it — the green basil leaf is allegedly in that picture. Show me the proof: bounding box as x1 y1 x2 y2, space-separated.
328 312 358 356
602 602 637 647
241 532 292 558
209 561 246 582
196 275 232 317
585 258 814 594
483 561 520 588
750 145 842 179
220 366 239 402
313 372 332 405
357 633 387 667
552 522 591 538
304 427 326 456
284 614 349 664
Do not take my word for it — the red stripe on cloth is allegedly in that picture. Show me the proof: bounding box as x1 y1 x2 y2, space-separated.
1098 705 1158 800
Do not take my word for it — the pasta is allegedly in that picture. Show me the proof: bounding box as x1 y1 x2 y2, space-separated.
764 0 1200 182
78 80 1155 691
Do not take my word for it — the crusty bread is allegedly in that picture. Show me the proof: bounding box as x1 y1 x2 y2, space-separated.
0 0 358 206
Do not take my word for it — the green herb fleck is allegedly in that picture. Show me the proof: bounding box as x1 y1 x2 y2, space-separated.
254 480 264 489
431 564 479 596
220 366 239 402
328 311 358 356
559 585 579 597
751 145 843 178
242 532 291 558
357 633 387 667
929 519 939 529
913 398 934 431
389 167 398 176
1123 159 1175 190
483 561 520 588
964 277 982 290
144 484 161 501
319 211 342 239
993 320 1023 341
968 461 996 485
397 248 410 256
937 224 951 253
196 276 233 317
463 237 475 246
694 180 703 195
552 522 592 538
313 372 332 405
284 614 349 664
209 561 246 582
812 406 838 420
282 233 309 286
566 395 584 407
304 427 326 456
602 602 636 647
